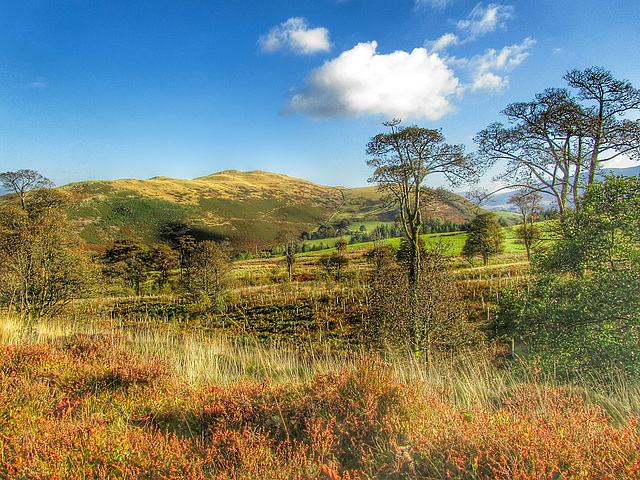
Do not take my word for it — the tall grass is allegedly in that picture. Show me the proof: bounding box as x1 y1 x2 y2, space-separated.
2 313 640 479
3 312 639 419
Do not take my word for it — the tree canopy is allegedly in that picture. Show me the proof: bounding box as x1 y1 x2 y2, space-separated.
496 175 640 378
0 169 54 210
0 201 96 319
366 120 477 288
462 212 505 265
475 67 640 214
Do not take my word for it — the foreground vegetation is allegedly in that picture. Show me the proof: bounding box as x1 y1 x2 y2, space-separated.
2 317 640 480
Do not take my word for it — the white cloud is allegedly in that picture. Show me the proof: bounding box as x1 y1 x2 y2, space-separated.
425 3 515 53
425 33 460 53
456 3 514 38
420 2 533 93
259 17 331 55
470 72 507 91
472 37 535 71
283 41 460 120
453 38 536 92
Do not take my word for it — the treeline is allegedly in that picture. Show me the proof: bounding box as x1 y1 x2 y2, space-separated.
303 218 468 242
0 173 234 316
233 218 469 260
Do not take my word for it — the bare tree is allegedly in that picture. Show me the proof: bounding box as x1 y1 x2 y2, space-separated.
476 68 640 214
0 169 54 210
465 186 491 214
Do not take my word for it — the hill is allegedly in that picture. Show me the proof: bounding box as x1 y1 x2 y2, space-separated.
1 170 479 250
337 185 478 226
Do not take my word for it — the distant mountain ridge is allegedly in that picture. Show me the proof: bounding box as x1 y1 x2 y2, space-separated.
483 165 640 211
1 170 479 250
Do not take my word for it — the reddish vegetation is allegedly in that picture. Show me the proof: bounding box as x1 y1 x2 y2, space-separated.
1 337 639 479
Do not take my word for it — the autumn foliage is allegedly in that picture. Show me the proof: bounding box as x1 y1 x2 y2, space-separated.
1 336 638 479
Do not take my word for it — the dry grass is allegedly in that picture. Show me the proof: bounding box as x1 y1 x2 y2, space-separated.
1 317 639 479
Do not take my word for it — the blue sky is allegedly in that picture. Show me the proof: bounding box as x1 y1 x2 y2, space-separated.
1 0 639 191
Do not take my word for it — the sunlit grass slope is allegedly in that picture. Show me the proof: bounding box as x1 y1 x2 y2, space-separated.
338 185 479 225
61 170 344 247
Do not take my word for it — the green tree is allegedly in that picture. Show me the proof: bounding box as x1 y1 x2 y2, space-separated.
176 235 196 285
462 212 505 265
284 240 296 283
0 169 54 210
150 244 180 289
318 245 349 281
495 175 640 378
365 242 478 359
103 240 151 295
514 223 540 262
189 241 231 299
541 174 640 274
0 202 97 319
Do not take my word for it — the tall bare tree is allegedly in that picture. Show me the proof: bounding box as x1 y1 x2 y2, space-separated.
475 88 589 215
366 120 477 291
476 68 640 214
564 66 640 184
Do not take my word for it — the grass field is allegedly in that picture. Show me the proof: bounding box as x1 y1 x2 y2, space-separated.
4 206 631 479
295 226 528 260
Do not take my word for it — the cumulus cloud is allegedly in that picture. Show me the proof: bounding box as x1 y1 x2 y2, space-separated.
457 3 514 38
282 41 460 120
280 3 532 121
259 17 331 55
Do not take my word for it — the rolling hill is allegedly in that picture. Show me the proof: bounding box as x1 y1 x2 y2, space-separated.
1 170 480 250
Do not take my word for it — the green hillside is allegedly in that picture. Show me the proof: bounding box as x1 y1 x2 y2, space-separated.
1 170 485 250
57 171 342 249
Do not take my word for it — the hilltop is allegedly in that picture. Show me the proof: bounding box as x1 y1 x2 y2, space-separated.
1 170 479 250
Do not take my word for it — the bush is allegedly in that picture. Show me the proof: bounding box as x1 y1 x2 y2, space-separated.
494 176 640 379
365 242 480 357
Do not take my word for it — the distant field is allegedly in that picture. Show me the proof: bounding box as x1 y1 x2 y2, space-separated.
296 227 527 258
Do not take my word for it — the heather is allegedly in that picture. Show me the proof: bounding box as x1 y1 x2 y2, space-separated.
1 325 639 479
